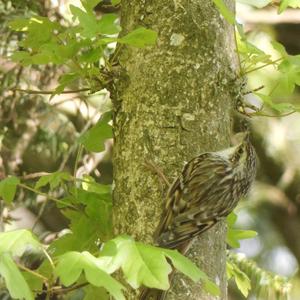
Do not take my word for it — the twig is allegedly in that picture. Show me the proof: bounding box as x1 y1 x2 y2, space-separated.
17 263 48 282
12 88 90 95
243 58 283 75
32 198 49 231
42 248 55 270
50 282 89 295
18 183 78 210
21 172 50 180
255 110 296 118
144 160 170 187
243 85 264 95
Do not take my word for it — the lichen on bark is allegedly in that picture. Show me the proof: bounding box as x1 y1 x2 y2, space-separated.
113 0 238 299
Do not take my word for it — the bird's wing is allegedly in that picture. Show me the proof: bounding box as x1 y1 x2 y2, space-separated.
155 153 233 249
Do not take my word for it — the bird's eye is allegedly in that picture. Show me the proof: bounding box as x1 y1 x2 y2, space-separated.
238 148 243 155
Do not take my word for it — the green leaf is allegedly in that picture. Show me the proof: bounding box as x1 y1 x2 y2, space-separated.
19 17 60 50
79 111 112 152
204 280 221 296
0 176 20 204
279 0 300 13
237 35 272 69
50 189 112 255
50 213 100 254
98 236 213 292
81 175 111 195
226 213 257 248
83 285 109 300
227 261 251 297
22 271 43 295
162 249 206 282
96 237 171 289
97 14 120 35
271 41 288 57
76 188 112 238
81 0 102 13
55 251 125 300
226 212 238 227
10 51 32 66
119 27 158 48
9 18 31 31
78 47 104 63
54 72 81 95
114 237 171 289
111 0 121 4
227 229 257 248
0 252 34 300
212 0 235 24
0 229 41 257
276 56 300 94
163 248 219 295
35 171 72 190
70 5 98 38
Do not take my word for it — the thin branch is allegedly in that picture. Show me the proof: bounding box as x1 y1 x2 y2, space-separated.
18 183 78 210
42 248 55 270
255 110 296 118
12 88 90 95
50 282 89 295
243 85 264 95
144 160 170 187
243 58 283 75
17 263 48 282
21 172 51 180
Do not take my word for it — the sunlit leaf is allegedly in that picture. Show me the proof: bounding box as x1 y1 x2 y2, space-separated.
35 171 72 190
70 5 98 38
81 0 102 13
212 0 235 24
227 261 251 297
97 236 215 293
55 251 125 300
0 253 34 300
97 14 120 35
22 271 43 296
271 41 288 57
227 229 257 248
54 72 81 95
162 249 206 282
279 0 300 14
0 229 41 257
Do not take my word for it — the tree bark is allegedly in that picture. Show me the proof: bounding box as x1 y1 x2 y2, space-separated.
113 0 238 299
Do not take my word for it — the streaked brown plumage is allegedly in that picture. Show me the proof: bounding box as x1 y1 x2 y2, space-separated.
139 131 256 300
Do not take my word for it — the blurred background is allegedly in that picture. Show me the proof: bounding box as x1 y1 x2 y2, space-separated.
0 1 300 299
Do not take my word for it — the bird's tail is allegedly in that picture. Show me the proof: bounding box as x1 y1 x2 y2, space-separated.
138 287 167 300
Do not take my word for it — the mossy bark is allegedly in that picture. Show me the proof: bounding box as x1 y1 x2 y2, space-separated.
113 0 238 299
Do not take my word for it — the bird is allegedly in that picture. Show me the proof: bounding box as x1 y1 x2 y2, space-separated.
139 130 257 299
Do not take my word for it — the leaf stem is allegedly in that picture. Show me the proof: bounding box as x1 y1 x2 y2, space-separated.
243 57 283 75
17 262 48 282
18 183 78 210
42 248 55 270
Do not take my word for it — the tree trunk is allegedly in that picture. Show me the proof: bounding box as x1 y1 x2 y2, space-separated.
113 0 238 299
